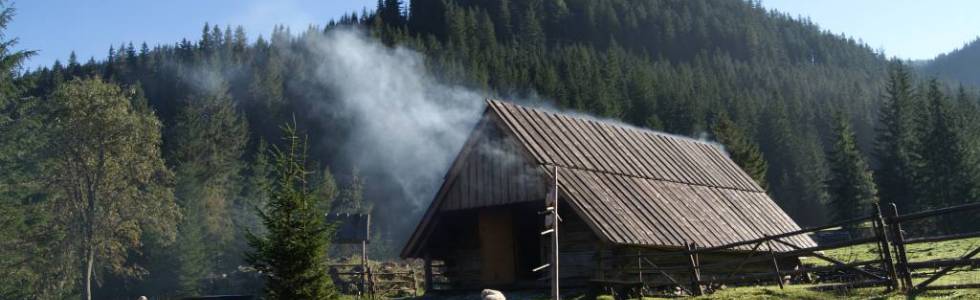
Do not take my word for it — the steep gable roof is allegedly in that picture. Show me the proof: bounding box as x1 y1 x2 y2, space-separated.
401 99 814 258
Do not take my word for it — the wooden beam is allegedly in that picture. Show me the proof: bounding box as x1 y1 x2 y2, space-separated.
913 246 980 293
771 238 887 281
686 243 703 296
424 253 433 292
887 203 913 291
872 203 898 290
765 238 783 290
550 166 560 300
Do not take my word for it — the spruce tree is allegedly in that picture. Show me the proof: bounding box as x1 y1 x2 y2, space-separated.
173 197 209 295
168 81 248 292
712 113 768 189
826 112 877 225
0 1 43 297
381 0 405 27
874 63 921 211
236 139 273 245
171 81 248 245
246 124 337 300
331 168 367 215
917 80 979 231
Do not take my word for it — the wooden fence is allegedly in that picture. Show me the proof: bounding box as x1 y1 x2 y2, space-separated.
599 202 980 298
328 262 424 298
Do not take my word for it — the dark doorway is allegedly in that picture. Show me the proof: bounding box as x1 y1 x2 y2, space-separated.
512 202 543 282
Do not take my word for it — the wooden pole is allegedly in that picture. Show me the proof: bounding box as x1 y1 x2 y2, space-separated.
411 267 419 297
361 240 368 297
424 254 433 292
686 242 703 296
764 238 783 289
888 203 913 291
361 240 368 295
872 203 898 291
551 166 560 300
637 250 643 288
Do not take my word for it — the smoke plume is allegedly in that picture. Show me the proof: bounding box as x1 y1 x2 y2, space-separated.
306 29 486 216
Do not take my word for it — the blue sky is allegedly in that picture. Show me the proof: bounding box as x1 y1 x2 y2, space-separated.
759 0 979 60
7 0 980 71
8 0 375 70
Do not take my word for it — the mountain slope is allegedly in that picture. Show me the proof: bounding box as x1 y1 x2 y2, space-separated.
18 0 898 239
920 37 980 86
400 0 891 225
17 0 980 296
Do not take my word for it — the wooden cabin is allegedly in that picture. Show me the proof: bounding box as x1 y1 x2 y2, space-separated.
400 99 815 290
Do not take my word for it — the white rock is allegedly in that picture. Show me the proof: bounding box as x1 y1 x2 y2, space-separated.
481 289 506 300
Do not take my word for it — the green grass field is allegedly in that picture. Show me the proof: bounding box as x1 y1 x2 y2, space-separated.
367 236 979 299
575 236 980 299
684 236 980 300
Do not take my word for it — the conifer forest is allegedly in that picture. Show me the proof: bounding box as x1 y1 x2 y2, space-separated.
2 0 980 299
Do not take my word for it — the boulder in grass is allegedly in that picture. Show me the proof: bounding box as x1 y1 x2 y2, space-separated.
481 289 505 300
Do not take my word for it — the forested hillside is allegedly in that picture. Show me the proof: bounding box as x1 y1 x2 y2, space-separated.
920 37 980 86
4 0 980 298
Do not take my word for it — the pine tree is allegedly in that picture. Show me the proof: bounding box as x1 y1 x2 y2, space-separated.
237 139 273 239
759 101 829 225
331 168 367 215
171 81 248 246
917 80 979 232
0 2 43 297
712 113 768 189
246 124 337 300
200 23 213 53
313 166 339 214
826 112 877 225
168 80 248 292
874 63 921 211
517 5 545 47
173 198 209 295
381 0 405 27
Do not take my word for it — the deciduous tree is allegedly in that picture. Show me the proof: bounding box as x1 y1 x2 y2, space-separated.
43 77 179 300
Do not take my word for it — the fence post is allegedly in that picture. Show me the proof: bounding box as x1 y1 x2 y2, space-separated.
637 249 643 286
764 236 784 289
887 203 913 292
872 202 898 290
686 242 703 296
368 266 376 299
423 253 433 293
410 267 419 297
361 240 369 296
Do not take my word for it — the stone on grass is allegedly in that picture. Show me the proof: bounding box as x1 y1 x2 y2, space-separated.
481 289 505 300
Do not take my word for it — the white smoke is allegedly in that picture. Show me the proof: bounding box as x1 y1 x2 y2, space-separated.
305 29 487 214
285 28 726 223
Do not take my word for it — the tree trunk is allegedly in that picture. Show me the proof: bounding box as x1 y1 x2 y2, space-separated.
85 169 98 300
85 246 94 300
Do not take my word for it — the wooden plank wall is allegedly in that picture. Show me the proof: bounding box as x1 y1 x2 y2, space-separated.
557 203 604 286
440 123 545 211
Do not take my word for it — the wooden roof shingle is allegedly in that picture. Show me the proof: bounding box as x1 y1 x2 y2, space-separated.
401 99 815 257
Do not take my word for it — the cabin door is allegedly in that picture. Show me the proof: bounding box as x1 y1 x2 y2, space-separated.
478 208 515 285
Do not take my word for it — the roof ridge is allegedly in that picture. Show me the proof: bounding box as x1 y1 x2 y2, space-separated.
487 98 720 148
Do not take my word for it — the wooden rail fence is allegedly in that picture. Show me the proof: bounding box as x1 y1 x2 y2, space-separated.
328 262 425 298
598 201 980 298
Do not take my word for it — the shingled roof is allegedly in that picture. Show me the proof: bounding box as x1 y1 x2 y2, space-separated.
401 99 815 257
